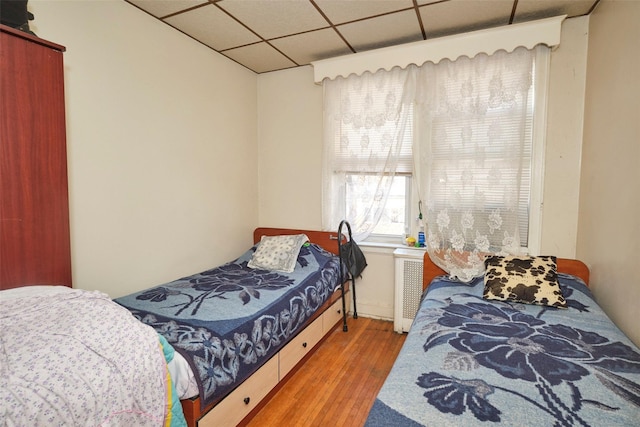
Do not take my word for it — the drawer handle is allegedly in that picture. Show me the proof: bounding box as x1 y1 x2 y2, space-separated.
302 342 307 348
244 397 250 405
337 309 341 314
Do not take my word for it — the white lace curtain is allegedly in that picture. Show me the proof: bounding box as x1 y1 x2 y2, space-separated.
414 46 547 281
321 67 412 241
323 46 548 279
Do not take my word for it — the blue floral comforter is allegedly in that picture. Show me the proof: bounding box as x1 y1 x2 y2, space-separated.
115 243 342 410
365 274 640 426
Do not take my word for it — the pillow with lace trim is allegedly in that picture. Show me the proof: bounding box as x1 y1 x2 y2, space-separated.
483 255 567 308
247 234 309 273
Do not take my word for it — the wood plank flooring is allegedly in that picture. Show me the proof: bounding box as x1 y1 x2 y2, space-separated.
245 317 406 427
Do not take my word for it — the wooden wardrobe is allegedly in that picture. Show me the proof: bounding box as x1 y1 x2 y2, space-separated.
0 24 71 289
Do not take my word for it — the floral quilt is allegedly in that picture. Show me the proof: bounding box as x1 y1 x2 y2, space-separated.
365 274 640 426
115 243 342 410
1 287 184 426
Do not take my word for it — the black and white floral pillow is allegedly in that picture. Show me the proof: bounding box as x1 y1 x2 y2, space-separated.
483 255 567 308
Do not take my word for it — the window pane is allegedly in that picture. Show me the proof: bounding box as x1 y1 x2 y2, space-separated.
346 174 408 236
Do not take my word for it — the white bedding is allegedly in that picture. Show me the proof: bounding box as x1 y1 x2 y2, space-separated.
0 284 73 300
0 285 199 400
168 351 199 399
0 286 172 426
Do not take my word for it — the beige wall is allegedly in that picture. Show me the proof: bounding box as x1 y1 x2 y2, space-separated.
540 17 589 256
258 18 590 320
578 0 640 345
30 0 259 298
257 67 324 229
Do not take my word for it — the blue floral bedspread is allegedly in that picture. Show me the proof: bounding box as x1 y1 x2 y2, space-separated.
365 274 640 426
115 243 342 410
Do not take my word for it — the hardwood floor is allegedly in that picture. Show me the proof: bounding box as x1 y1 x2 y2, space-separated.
245 317 406 427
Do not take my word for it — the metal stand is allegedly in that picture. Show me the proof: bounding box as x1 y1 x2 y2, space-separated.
337 220 359 332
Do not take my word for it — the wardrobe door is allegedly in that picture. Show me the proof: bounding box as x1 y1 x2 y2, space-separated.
0 25 71 288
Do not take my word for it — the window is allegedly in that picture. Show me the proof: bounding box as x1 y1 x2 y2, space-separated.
323 46 549 262
428 89 535 247
336 99 414 239
321 67 413 241
420 46 547 262
345 173 411 237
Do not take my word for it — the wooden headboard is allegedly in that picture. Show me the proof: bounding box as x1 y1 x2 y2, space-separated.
253 227 345 256
422 253 590 291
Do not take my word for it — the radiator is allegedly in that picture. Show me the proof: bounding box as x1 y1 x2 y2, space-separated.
393 248 425 333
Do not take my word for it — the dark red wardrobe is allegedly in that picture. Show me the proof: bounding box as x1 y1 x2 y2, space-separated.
1 24 71 289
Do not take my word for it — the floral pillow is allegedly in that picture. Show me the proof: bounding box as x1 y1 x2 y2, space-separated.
247 234 309 273
483 255 567 308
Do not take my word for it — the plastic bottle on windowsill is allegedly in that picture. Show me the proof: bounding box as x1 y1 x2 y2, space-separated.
417 210 426 248
417 219 426 247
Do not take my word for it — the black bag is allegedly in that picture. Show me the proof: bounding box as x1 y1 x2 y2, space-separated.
341 239 367 278
1 1 36 35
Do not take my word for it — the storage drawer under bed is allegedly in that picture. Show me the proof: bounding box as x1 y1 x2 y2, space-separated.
197 356 279 427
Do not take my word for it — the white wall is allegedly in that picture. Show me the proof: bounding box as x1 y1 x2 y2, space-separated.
29 0 259 298
257 66 324 229
258 17 590 321
540 17 589 256
578 0 640 345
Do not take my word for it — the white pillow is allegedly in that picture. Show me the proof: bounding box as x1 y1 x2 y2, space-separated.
247 234 309 273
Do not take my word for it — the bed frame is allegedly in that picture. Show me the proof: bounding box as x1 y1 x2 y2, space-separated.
422 253 590 291
180 227 350 427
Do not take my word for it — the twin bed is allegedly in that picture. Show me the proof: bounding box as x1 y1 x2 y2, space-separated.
365 254 640 426
1 227 351 427
116 227 351 426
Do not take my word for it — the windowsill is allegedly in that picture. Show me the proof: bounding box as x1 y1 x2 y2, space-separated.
358 240 428 253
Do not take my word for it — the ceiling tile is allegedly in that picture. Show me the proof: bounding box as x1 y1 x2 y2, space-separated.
217 0 328 40
514 0 595 22
127 0 207 18
337 9 424 52
223 42 297 73
314 0 414 25
420 0 513 39
165 3 260 50
270 28 353 65
124 0 600 74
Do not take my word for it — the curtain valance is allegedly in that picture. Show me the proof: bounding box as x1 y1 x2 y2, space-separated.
311 15 565 83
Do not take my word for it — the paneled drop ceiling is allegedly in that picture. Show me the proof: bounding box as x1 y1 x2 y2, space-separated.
126 0 600 74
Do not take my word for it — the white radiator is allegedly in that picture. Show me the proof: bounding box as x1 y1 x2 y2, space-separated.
393 248 425 333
